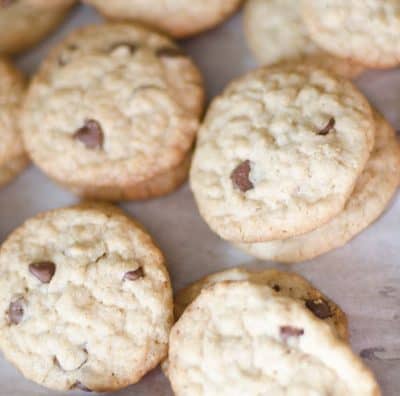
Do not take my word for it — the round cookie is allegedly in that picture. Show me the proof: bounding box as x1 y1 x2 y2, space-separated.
0 203 173 392
0 0 75 55
83 0 243 38
168 281 380 396
244 0 364 78
21 23 204 201
0 58 28 188
174 268 348 341
238 113 400 262
302 0 400 68
190 63 375 243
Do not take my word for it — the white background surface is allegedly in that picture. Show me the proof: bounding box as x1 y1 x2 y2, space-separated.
0 3 399 395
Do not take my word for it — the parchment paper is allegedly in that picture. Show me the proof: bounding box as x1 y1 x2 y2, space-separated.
0 4 399 395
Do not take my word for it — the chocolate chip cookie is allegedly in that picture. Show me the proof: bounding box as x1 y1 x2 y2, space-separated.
244 0 364 78
21 23 204 200
173 267 348 341
0 203 173 391
190 63 375 243
0 0 75 55
83 0 243 38
238 112 400 262
0 58 28 188
168 281 381 396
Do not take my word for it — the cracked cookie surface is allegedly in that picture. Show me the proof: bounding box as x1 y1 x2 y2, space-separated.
168 281 381 396
190 63 374 243
21 23 204 200
174 267 348 341
83 0 242 38
0 58 28 188
0 203 173 391
302 0 400 68
238 113 400 262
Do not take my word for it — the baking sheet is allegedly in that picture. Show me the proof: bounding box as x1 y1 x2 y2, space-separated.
0 3 399 395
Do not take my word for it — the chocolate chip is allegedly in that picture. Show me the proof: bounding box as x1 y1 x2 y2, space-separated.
272 284 281 292
74 119 104 149
8 298 24 325
305 299 332 319
156 46 184 58
110 42 138 54
29 261 56 284
231 160 254 192
123 267 144 281
280 326 304 342
72 382 92 392
317 117 335 135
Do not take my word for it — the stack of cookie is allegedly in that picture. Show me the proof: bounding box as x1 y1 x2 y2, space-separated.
190 62 400 262
244 0 400 75
20 22 205 200
165 268 381 395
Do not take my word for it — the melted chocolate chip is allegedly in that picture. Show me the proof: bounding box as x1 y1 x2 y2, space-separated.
110 42 138 54
231 160 254 192
72 381 92 392
305 299 332 319
280 326 304 342
156 47 184 58
317 117 335 136
123 267 144 281
8 298 24 325
272 284 281 292
29 261 56 283
74 119 104 149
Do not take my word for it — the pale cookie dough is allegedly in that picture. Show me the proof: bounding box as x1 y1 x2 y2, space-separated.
244 0 364 78
302 0 400 68
190 63 375 243
21 23 204 200
168 281 381 396
174 268 348 340
83 0 243 38
0 203 173 392
0 0 75 55
238 113 400 262
162 266 348 376
0 58 28 188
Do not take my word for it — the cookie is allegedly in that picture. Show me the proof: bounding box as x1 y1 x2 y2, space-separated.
244 0 364 78
21 23 204 201
71 152 192 201
174 268 348 341
0 0 75 55
238 113 400 262
0 203 173 391
302 0 400 68
83 0 243 38
168 281 380 396
0 58 28 188
190 63 375 243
